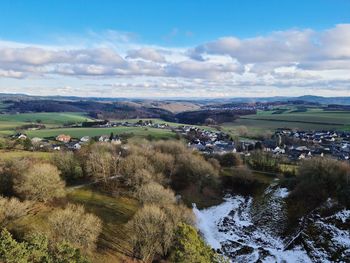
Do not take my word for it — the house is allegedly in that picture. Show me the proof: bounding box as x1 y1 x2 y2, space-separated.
80 136 90 142
52 145 61 151
31 137 42 143
17 133 27 140
111 138 121 145
56 134 71 143
98 135 110 142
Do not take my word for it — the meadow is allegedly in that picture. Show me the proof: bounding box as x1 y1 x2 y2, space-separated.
26 126 176 140
0 112 93 125
222 108 350 137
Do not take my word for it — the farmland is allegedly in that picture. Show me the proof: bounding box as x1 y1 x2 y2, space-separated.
0 112 93 125
25 126 176 140
222 108 350 137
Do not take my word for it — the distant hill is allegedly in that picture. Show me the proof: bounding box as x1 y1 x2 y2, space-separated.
1 93 350 105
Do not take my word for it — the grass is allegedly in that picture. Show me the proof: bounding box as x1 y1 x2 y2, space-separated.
0 112 93 125
222 108 350 138
12 186 139 262
67 187 139 262
0 150 53 161
247 108 350 125
0 112 95 136
25 126 176 140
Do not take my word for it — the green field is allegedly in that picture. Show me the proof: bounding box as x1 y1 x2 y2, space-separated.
0 112 93 125
0 112 95 136
223 108 350 137
0 150 53 160
246 108 350 125
25 126 176 140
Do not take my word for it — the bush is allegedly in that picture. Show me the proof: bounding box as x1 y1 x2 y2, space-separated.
0 196 32 227
247 151 279 172
285 158 350 229
170 223 228 263
0 228 89 263
290 158 350 209
14 163 65 202
48 204 102 251
215 152 242 167
221 167 259 194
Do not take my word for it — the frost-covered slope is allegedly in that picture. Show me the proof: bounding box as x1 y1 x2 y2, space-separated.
193 186 350 263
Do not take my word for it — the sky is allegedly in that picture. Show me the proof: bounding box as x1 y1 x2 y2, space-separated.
0 0 350 98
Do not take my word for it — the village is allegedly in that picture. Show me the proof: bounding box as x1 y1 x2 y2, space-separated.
10 119 350 163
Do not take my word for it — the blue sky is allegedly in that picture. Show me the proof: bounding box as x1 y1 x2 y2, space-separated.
0 0 349 97
1 0 349 46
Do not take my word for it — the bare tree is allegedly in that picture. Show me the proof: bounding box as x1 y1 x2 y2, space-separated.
48 203 102 251
0 196 32 227
135 182 176 206
14 163 65 202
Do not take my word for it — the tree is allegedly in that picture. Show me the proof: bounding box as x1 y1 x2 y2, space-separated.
170 223 228 263
86 145 118 184
119 154 153 189
14 163 65 202
0 228 89 263
52 152 83 183
128 203 195 262
172 153 218 190
48 204 102 251
217 152 242 167
0 196 32 227
0 228 28 263
135 182 176 206
128 205 169 262
0 158 30 196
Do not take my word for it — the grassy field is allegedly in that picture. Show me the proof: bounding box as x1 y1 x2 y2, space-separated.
245 108 350 125
222 108 350 137
0 112 93 125
25 126 176 140
0 150 53 161
0 112 95 136
67 188 139 262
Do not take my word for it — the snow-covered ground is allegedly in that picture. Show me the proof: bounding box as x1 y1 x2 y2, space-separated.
193 187 350 263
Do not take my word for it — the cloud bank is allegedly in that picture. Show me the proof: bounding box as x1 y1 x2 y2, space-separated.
0 24 350 97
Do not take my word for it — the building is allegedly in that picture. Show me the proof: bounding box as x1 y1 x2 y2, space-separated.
56 134 71 143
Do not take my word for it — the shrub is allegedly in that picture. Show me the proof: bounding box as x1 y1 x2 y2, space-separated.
221 166 258 194
0 229 89 263
0 196 32 227
170 223 228 263
286 158 350 229
215 152 242 167
14 163 65 202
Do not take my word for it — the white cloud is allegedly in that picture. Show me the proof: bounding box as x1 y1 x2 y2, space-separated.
127 48 166 63
0 24 350 97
